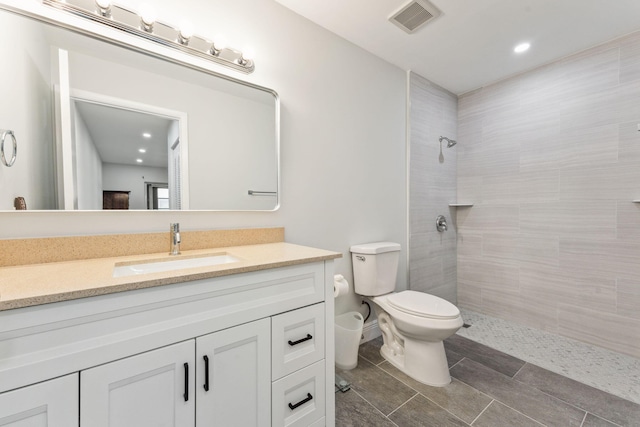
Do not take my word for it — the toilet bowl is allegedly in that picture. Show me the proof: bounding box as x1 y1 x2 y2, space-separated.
350 242 463 387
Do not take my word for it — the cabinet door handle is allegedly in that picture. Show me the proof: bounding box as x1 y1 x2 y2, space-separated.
203 355 210 392
183 362 189 402
288 334 313 346
288 393 313 410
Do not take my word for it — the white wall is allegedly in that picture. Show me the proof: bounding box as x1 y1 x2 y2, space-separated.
73 105 102 210
1 0 408 312
102 163 168 210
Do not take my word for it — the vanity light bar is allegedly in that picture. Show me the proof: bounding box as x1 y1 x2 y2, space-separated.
43 0 255 74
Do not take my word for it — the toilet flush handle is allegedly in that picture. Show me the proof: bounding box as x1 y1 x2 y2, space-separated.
355 255 366 262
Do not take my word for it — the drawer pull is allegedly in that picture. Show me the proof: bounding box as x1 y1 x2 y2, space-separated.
288 393 313 410
183 362 189 402
288 334 313 346
203 355 210 392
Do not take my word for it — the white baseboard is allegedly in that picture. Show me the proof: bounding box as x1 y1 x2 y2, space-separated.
359 319 381 345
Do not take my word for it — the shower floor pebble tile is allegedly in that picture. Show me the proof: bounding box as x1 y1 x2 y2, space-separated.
457 309 640 405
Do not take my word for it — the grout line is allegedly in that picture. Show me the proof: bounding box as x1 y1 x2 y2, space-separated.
448 356 466 370
386 392 419 418
495 400 549 427
579 411 587 427
469 399 494 425
512 361 528 378
350 388 399 422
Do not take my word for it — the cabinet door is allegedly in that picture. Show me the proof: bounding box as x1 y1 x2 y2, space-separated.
196 318 271 426
81 341 194 427
0 374 78 427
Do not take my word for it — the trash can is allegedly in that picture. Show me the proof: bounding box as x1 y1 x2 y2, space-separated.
335 311 364 370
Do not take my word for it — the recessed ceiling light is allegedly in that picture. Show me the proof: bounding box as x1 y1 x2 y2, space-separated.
142 132 152 138
514 42 530 53
136 159 143 163
139 148 147 153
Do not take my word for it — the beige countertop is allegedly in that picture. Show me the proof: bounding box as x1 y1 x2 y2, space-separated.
0 242 341 311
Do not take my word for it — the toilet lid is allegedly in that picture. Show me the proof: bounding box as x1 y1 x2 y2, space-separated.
387 291 460 319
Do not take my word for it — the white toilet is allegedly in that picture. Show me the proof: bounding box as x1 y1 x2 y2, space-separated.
350 242 463 387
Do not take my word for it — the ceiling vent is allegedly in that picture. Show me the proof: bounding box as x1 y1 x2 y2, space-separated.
389 0 441 34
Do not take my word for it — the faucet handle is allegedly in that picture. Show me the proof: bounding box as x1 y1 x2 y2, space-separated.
171 223 180 232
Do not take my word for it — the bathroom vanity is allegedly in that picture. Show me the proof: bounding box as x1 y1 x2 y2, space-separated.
0 235 340 426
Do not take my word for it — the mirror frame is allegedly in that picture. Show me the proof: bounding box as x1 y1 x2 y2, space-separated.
0 0 280 212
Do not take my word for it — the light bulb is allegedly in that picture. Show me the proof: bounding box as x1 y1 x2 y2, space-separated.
96 0 111 8
139 3 157 31
178 21 194 44
209 35 227 56
242 46 255 62
514 42 530 53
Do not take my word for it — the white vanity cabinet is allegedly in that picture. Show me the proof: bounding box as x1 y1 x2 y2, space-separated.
81 340 195 427
0 374 78 426
196 318 271 426
0 260 336 427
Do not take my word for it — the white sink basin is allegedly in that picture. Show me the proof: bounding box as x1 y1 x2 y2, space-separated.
113 253 240 277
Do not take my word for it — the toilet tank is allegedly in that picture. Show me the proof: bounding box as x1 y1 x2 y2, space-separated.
350 242 401 296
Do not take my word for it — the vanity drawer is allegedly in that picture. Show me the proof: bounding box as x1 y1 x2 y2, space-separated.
272 303 325 380
272 360 325 427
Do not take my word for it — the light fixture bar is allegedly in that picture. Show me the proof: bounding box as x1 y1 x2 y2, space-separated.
42 0 255 74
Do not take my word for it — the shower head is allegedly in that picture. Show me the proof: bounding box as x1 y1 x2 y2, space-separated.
439 136 457 148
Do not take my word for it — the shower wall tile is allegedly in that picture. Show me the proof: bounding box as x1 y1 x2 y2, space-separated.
617 201 640 240
482 233 560 267
558 305 640 358
456 204 520 233
519 201 616 239
619 30 640 84
618 122 640 164
457 257 520 293
457 29 640 358
409 72 458 304
481 289 559 333
519 266 617 314
617 278 640 320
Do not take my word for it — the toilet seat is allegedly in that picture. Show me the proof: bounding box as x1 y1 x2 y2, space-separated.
387 291 460 320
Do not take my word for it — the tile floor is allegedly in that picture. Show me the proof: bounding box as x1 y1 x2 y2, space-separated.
457 309 640 405
335 334 640 427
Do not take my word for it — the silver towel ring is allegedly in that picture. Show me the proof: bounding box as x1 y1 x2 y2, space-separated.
0 129 16 167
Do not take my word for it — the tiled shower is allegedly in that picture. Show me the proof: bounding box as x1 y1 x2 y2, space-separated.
410 29 640 359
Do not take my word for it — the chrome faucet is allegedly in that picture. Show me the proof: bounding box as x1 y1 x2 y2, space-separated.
170 223 181 255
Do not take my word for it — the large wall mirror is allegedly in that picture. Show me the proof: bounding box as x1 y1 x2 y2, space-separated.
0 4 279 211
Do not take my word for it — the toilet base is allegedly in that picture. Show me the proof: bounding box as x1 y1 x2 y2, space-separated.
380 339 451 387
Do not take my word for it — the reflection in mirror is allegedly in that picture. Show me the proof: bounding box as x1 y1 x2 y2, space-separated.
0 6 279 211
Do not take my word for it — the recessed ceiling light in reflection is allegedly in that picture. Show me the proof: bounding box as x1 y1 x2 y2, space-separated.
139 148 147 153
514 42 531 53
142 132 152 138
136 159 143 163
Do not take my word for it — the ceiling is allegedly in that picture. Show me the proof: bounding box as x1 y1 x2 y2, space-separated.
274 0 640 95
74 101 175 169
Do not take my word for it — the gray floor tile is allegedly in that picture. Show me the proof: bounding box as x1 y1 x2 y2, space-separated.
444 334 526 377
446 348 464 367
450 358 585 427
337 357 417 416
471 401 544 427
359 337 385 365
514 363 640 427
388 394 470 427
378 361 492 424
335 389 397 427
581 413 620 427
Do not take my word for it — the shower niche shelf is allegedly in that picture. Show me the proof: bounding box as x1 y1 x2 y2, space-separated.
633 200 640 203
449 203 474 207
